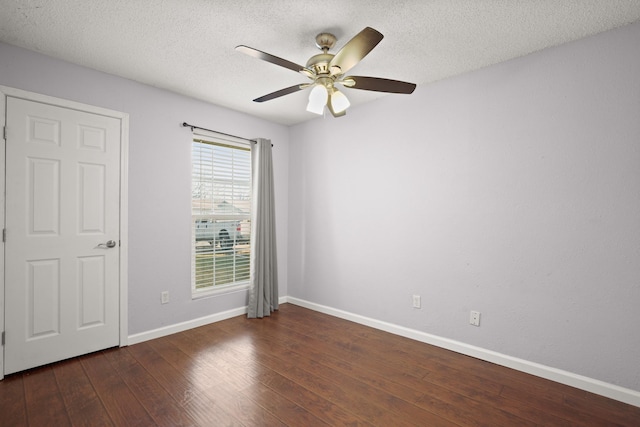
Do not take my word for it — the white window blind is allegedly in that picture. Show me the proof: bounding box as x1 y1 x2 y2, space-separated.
191 137 251 294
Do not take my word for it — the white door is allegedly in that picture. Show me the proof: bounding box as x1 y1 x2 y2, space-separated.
4 96 122 374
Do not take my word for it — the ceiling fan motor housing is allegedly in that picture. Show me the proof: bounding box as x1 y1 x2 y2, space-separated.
306 53 334 76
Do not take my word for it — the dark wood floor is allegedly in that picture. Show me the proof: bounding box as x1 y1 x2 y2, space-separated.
1 303 638 426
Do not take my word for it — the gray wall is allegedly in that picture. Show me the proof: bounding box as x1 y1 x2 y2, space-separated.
0 42 290 335
288 22 640 391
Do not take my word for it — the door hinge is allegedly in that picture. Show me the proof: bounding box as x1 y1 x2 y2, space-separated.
2 126 6 140
1 331 4 346
2 228 5 243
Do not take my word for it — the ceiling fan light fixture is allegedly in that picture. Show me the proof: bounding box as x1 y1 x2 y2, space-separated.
306 84 328 115
330 88 350 114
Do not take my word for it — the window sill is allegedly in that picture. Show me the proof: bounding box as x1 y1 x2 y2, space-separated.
191 282 250 300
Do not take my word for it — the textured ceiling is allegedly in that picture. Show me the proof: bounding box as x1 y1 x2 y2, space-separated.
1 0 640 126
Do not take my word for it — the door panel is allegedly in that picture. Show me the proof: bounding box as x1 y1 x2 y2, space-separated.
29 158 61 235
78 255 106 328
27 259 60 339
78 163 106 233
4 96 121 374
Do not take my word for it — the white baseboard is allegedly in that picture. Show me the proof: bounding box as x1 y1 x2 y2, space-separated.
127 306 248 345
286 296 640 408
127 296 289 346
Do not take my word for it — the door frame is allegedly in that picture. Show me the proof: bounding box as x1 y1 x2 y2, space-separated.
0 86 129 379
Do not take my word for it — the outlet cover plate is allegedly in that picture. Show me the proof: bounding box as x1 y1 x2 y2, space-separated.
470 310 480 326
412 295 421 309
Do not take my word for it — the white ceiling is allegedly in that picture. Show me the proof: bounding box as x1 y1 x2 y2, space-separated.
1 1 640 126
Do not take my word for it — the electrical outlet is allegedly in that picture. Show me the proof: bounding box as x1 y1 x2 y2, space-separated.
412 295 421 309
161 291 169 304
470 310 481 326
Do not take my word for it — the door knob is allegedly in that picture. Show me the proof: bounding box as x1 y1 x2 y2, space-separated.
98 240 117 248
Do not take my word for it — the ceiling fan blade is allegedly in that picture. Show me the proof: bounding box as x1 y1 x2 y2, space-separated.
343 76 416 94
253 84 306 103
329 27 383 76
236 45 312 76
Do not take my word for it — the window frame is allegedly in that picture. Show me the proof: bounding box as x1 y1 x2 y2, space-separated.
190 133 252 299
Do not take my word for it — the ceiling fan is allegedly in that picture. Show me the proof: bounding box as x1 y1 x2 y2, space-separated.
236 27 416 117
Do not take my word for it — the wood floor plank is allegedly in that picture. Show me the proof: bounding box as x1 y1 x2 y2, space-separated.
52 358 113 427
3 303 640 426
158 327 261 392
257 368 374 426
162 321 325 426
22 366 72 426
241 381 330 427
81 350 155 426
127 340 246 426
227 319 461 423
307 346 528 427
195 382 289 427
102 347 200 427
499 382 628 426
0 374 28 426
230 338 452 427
561 388 640 427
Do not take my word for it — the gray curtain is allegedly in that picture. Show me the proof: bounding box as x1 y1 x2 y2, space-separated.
247 138 279 318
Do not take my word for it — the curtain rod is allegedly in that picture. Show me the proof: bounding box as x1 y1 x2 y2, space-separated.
182 122 273 146
182 122 253 142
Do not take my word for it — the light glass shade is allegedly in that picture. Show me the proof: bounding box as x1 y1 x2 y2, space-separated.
306 85 328 115
330 89 350 113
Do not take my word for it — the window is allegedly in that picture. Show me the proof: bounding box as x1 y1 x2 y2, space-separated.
191 136 251 296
